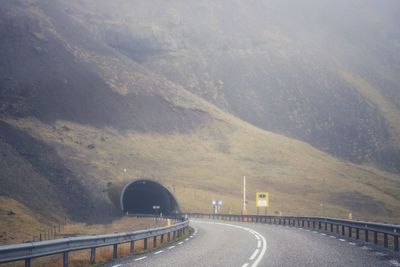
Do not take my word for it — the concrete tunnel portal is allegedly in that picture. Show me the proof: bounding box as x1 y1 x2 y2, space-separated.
120 179 180 215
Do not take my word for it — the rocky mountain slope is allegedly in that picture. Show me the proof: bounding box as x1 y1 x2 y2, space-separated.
63 0 400 171
0 0 399 243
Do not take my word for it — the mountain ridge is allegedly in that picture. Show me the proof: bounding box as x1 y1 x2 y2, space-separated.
0 0 400 244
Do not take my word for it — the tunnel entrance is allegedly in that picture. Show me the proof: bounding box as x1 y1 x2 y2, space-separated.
120 179 180 215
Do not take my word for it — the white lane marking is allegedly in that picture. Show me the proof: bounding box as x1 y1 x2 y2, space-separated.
242 263 250 267
192 220 267 267
112 265 122 267
390 260 400 267
251 231 267 267
178 241 184 245
305 229 310 232
349 242 356 245
257 240 261 248
168 245 175 249
339 239 346 242
185 238 189 241
135 256 147 261
321 233 326 236
361 246 371 250
329 236 336 238
312 231 318 233
154 250 164 255
249 249 259 260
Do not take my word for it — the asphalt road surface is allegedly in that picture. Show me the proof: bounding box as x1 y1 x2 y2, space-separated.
103 219 400 267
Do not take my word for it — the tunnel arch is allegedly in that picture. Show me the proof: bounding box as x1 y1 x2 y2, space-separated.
120 179 180 215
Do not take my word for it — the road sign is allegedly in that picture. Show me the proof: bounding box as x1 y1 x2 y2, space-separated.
256 192 269 207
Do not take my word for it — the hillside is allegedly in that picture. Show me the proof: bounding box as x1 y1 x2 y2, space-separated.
0 0 399 243
62 0 400 171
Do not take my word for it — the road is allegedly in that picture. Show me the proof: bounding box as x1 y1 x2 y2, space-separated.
103 219 400 267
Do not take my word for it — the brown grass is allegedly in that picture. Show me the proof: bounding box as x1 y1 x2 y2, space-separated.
1 224 189 267
2 116 400 225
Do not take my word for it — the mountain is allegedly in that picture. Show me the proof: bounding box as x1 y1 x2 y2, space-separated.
0 0 399 243
61 0 400 171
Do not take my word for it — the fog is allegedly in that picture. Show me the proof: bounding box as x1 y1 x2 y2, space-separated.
55 0 400 170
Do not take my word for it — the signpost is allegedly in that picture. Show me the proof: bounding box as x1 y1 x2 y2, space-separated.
256 192 269 215
212 200 223 214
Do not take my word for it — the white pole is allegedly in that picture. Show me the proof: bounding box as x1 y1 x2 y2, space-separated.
243 176 245 211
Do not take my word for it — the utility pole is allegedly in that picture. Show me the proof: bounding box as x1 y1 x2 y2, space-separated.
321 176 326 217
242 176 247 215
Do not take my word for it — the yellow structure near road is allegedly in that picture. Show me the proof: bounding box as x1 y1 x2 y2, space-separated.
256 192 269 207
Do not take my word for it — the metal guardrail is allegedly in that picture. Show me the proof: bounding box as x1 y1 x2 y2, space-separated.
185 213 400 253
0 217 189 267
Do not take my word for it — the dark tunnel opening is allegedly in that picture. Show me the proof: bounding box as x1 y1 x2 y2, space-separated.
120 179 180 215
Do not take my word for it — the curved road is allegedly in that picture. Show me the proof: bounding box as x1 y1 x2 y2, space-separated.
103 219 400 267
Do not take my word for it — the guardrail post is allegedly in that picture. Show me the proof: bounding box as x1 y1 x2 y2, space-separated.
324 222 328 231
336 224 339 234
394 235 399 252
373 232 378 245
130 241 135 255
330 223 333 232
356 228 360 239
307 220 310 228
168 232 171 242
90 247 96 264
312 221 316 229
365 230 369 242
318 221 322 230
25 259 31 267
161 234 164 244
144 238 148 250
153 236 157 248
349 227 352 238
63 251 68 267
384 234 388 248
113 244 118 259
342 225 345 236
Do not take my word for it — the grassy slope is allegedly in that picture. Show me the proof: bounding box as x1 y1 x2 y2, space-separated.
1 1 399 243
2 111 399 223
337 69 400 144
0 197 47 244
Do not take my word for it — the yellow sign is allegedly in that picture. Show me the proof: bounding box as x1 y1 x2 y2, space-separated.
256 192 269 207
